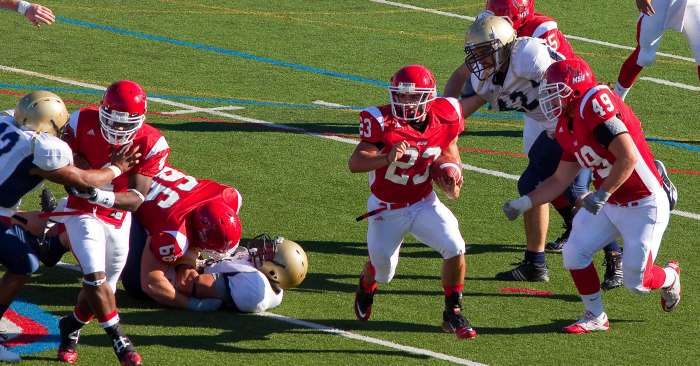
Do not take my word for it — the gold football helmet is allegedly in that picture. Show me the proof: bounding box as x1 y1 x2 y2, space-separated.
14 91 69 137
247 235 308 290
464 15 517 80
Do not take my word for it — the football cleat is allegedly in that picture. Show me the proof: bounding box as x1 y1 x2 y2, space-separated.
354 284 375 322
118 350 142 366
654 160 678 210
40 188 57 212
57 317 80 364
442 306 477 339
495 260 549 282
563 311 609 334
0 344 20 363
661 261 681 312
545 226 570 252
601 251 623 290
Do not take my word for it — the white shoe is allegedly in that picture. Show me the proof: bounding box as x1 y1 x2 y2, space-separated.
0 344 20 363
661 261 681 312
563 311 609 334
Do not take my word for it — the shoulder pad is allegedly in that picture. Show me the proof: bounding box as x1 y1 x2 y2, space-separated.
430 98 463 124
579 85 619 126
32 133 73 171
358 107 388 142
511 37 557 79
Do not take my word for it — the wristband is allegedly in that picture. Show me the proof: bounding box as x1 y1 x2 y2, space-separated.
90 189 116 208
17 1 31 15
128 188 145 203
106 165 122 178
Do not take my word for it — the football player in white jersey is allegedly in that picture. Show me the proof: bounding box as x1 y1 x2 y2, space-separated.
0 0 54 26
0 91 138 362
615 0 700 99
456 15 564 281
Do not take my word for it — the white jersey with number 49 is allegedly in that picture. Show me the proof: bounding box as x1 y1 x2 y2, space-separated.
470 37 564 133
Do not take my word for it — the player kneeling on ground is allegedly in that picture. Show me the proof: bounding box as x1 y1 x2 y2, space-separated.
349 64 475 339
503 58 681 333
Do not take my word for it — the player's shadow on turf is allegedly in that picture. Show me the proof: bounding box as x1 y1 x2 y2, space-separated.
150 121 359 136
299 240 522 258
463 129 522 138
476 318 644 335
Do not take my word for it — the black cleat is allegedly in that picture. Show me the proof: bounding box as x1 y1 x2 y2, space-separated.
601 251 624 290
57 316 80 363
546 226 571 252
40 188 58 213
113 336 141 366
354 282 375 321
495 260 550 282
442 305 477 339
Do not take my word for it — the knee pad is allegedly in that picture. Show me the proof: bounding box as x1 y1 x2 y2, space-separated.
562 246 590 270
373 266 395 284
637 48 657 67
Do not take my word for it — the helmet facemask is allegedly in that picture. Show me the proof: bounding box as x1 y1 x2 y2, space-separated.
538 81 573 122
464 39 509 81
389 83 435 123
245 234 279 269
98 106 144 145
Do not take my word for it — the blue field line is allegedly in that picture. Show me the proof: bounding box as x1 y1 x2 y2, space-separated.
647 137 700 152
56 16 389 88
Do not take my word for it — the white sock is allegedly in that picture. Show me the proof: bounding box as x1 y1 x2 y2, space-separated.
581 291 604 316
662 267 677 288
614 82 630 100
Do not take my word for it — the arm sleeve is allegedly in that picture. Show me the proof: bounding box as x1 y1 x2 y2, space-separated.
32 134 74 171
593 117 629 148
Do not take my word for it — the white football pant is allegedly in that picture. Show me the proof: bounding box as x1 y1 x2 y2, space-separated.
637 0 700 66
366 192 466 283
64 213 131 293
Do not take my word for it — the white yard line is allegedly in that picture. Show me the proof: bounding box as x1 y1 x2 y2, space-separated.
368 0 697 64
312 100 351 108
640 77 700 91
259 312 487 366
160 106 245 115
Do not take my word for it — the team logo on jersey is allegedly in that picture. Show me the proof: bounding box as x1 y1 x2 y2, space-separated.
0 300 59 356
87 129 95 136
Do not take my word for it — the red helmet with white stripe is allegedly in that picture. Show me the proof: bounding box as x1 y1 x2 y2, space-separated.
389 64 437 123
190 200 242 257
538 58 597 121
486 0 535 30
99 80 147 145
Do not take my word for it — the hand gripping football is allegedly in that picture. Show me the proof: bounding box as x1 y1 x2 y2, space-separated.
430 156 463 186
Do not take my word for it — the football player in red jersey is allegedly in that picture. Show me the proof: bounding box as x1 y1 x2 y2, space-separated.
348 64 476 339
56 80 169 365
503 58 681 333
615 0 700 100
123 165 243 310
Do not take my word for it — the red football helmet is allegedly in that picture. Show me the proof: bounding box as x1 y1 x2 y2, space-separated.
189 200 242 256
99 80 147 145
389 64 436 123
538 58 597 121
486 0 535 30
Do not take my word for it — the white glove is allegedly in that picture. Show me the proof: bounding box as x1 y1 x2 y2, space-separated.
502 195 533 221
582 190 611 215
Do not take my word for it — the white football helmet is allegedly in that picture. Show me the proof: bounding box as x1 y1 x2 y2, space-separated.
464 15 516 80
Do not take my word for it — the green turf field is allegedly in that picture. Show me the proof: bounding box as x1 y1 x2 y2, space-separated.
1 1 699 365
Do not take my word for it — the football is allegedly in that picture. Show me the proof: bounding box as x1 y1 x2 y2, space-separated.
430 156 463 185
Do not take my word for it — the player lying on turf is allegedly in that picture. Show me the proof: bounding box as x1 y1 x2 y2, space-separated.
503 58 681 333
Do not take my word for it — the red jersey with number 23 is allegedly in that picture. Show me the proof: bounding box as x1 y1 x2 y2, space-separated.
136 165 241 263
556 85 663 204
64 107 170 227
359 97 464 204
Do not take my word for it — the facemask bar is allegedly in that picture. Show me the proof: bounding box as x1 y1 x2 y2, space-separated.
245 234 281 269
538 82 573 122
98 106 144 145
464 39 503 81
388 83 435 122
